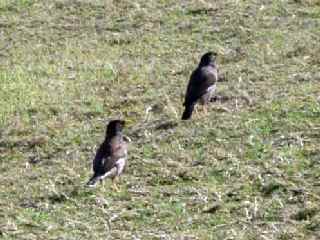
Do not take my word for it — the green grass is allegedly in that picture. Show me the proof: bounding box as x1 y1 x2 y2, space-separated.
1 0 320 239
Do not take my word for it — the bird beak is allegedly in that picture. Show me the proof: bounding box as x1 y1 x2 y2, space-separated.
123 136 132 142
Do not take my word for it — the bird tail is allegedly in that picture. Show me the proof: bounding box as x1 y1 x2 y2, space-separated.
86 168 117 187
86 174 101 187
181 103 195 120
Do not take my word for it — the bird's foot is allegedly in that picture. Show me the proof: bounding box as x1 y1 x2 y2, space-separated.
86 177 100 188
111 181 120 192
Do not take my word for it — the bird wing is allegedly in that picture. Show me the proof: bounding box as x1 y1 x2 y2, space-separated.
184 66 218 106
92 141 110 175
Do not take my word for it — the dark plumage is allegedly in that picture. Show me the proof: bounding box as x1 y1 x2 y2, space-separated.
182 52 218 120
87 120 128 188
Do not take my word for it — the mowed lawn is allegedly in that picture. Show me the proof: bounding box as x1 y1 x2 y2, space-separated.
0 0 319 239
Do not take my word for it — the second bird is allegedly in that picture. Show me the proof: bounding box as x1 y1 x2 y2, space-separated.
182 52 218 120
87 120 128 189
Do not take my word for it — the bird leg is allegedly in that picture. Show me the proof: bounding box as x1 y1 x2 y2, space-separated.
195 106 199 117
203 105 208 116
100 178 106 191
111 178 120 192
196 105 203 118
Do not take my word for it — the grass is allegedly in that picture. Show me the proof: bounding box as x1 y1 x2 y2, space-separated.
0 0 320 239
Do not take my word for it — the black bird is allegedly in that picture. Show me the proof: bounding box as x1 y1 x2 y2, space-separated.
182 52 218 120
87 120 128 189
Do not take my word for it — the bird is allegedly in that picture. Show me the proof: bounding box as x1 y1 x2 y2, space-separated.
87 120 128 189
182 51 218 120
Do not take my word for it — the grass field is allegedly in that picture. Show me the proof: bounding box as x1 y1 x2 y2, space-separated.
0 0 320 239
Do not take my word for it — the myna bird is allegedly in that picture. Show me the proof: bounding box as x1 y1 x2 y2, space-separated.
87 120 128 189
182 52 218 120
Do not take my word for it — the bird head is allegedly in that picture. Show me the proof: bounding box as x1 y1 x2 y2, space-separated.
106 120 125 136
199 51 217 67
